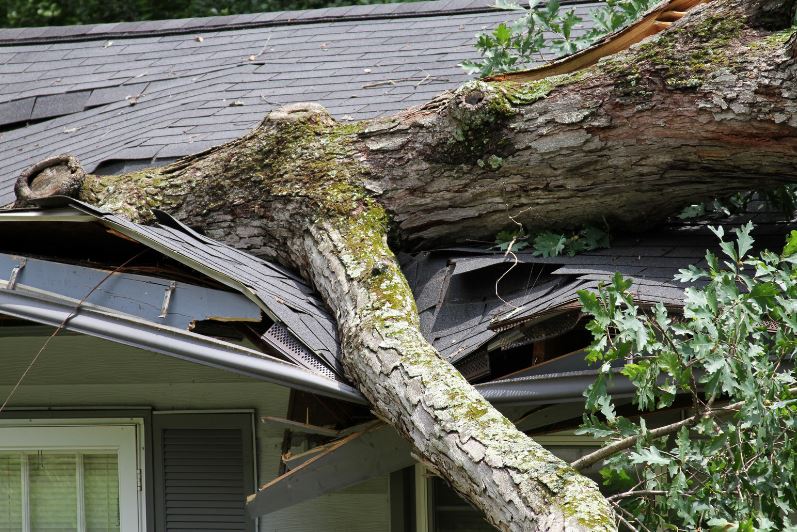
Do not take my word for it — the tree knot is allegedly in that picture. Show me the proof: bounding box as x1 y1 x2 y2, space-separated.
424 81 515 165
265 102 335 127
14 154 85 207
451 81 501 115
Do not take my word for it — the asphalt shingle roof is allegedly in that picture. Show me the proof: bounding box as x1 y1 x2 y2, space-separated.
402 221 795 367
0 0 601 206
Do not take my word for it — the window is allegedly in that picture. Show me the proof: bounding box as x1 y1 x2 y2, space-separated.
0 423 143 532
417 433 605 532
430 477 492 532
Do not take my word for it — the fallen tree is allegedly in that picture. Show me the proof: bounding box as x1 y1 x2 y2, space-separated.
11 0 797 528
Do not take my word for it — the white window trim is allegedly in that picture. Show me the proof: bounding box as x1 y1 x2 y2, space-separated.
415 464 430 532
0 418 146 532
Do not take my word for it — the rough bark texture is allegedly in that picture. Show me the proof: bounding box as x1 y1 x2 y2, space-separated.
18 0 797 529
357 0 797 248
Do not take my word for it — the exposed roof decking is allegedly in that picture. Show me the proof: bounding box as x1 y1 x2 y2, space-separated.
0 0 602 206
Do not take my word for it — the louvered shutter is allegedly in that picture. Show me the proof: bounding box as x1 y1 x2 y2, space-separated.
153 414 254 532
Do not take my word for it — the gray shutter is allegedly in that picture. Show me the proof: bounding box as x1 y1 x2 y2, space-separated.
153 414 254 532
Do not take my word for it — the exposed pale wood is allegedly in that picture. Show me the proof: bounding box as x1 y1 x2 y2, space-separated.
486 0 707 83
246 422 414 516
261 416 341 437
282 445 329 470
659 10 688 20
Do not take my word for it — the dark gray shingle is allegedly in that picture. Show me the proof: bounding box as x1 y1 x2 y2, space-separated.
30 90 91 120
0 96 34 126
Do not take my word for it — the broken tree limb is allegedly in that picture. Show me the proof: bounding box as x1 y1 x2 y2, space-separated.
571 385 797 472
12 0 797 528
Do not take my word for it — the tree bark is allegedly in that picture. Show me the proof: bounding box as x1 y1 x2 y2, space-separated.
14 0 797 529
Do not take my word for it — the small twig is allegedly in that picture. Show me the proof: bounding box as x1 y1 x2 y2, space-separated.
495 239 521 309
494 206 532 311
0 252 145 413
362 79 396 89
610 500 648 532
608 489 667 501
247 36 271 62
613 511 641 532
362 75 449 89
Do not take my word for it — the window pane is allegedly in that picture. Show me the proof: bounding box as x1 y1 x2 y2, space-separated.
0 454 21 532
84 454 120 532
432 477 492 532
29 454 77 532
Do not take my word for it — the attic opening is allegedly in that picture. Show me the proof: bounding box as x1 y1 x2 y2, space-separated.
0 219 225 288
427 256 598 383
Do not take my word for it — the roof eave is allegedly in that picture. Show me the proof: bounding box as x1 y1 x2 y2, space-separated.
0 287 366 404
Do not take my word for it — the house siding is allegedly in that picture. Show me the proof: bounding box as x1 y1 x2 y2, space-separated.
0 331 390 532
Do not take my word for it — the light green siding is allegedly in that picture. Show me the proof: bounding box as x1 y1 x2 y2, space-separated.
0 330 390 532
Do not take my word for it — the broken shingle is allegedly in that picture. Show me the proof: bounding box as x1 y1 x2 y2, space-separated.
30 90 91 120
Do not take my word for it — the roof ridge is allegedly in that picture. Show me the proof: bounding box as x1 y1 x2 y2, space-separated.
0 0 593 46
0 0 488 46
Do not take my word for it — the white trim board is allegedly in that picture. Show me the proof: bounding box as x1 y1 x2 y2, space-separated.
0 418 145 532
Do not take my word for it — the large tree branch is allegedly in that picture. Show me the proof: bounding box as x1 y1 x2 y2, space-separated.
71 104 615 530
572 385 797 472
355 0 797 247
11 0 797 529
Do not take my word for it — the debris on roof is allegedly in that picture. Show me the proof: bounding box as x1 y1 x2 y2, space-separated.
402 219 795 383
486 0 707 83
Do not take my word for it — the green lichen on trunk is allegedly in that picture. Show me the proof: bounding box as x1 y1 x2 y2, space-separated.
80 167 175 222
601 14 745 93
495 69 593 105
82 108 369 224
747 25 797 50
431 81 518 165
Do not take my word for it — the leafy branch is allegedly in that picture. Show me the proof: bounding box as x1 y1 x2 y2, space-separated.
462 0 661 77
575 223 797 530
494 224 610 256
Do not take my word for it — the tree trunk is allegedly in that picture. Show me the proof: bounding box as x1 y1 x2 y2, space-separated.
15 0 797 529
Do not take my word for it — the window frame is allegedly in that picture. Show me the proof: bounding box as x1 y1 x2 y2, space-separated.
0 417 147 532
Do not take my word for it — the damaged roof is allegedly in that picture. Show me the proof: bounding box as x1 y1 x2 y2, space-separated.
401 219 796 379
0 199 360 401
0 0 602 206
5 0 791 411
